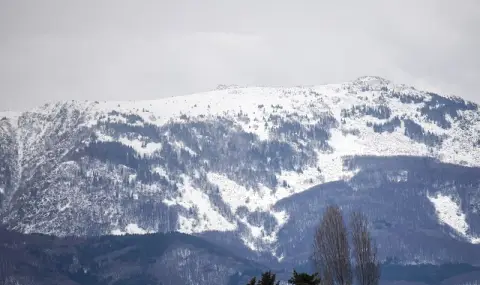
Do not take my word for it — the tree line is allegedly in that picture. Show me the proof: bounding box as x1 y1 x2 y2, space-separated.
247 205 380 285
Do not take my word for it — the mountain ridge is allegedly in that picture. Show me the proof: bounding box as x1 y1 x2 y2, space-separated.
1 76 480 269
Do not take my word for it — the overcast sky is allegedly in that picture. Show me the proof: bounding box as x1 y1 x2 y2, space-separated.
1 0 479 111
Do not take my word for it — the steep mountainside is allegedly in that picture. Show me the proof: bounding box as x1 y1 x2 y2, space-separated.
1 76 480 267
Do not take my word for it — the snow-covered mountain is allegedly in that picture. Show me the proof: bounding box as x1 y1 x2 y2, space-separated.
1 76 480 267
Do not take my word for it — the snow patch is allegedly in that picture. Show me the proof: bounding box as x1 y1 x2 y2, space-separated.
172 140 197 156
163 176 236 233
94 132 114 142
118 137 163 156
428 193 480 244
94 132 163 156
57 202 70 212
111 223 153 235
206 173 296 254
207 172 317 213
386 170 408 182
128 174 137 184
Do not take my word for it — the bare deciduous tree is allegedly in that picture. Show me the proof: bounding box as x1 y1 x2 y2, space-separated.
0 248 10 285
312 205 352 285
350 211 380 285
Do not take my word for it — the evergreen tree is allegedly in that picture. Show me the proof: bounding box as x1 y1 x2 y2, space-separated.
247 277 257 285
259 271 280 285
288 270 322 285
247 271 280 285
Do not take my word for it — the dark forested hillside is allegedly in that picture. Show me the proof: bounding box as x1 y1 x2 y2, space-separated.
0 227 265 285
2 228 479 285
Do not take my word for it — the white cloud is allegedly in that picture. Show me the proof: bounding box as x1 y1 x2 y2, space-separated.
1 0 479 111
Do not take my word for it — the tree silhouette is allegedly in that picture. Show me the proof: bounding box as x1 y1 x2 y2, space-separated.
350 211 380 285
246 271 280 285
312 205 352 285
312 206 381 285
247 277 257 285
288 270 322 285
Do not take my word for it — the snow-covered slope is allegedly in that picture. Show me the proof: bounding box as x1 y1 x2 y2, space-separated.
1 76 480 266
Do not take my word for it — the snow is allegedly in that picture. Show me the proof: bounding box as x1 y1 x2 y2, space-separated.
428 193 480 244
0 187 4 194
207 172 320 214
135 81 479 252
94 132 164 156
57 202 71 212
207 173 308 251
118 137 163 156
94 132 114 142
111 223 153 235
386 170 409 182
163 176 237 233
172 140 197 156
81 78 480 170
2 76 480 257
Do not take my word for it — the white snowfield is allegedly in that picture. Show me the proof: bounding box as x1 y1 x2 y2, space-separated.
1 76 480 254
428 193 480 244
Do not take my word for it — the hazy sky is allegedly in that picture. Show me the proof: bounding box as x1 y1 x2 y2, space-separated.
1 0 479 111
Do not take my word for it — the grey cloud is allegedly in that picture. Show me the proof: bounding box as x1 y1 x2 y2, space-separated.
1 0 479 111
